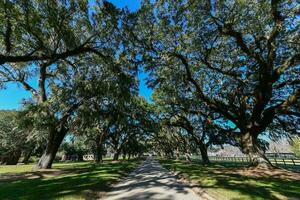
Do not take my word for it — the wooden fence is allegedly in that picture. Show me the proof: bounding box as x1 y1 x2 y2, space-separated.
208 156 300 166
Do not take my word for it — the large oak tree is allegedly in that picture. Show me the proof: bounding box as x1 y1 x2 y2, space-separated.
133 0 299 167
0 0 130 168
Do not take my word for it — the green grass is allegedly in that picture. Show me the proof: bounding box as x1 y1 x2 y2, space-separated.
159 158 300 200
0 164 36 174
0 160 141 200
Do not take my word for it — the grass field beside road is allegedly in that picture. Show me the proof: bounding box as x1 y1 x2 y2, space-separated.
0 159 141 200
159 158 300 200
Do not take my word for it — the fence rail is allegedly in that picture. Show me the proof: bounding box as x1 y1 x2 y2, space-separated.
208 156 300 166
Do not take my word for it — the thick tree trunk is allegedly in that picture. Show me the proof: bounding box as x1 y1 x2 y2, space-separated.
240 132 272 168
95 142 103 163
198 143 210 165
113 151 120 161
36 130 66 169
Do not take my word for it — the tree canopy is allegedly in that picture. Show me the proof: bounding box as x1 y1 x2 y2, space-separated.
0 0 299 168
131 0 299 166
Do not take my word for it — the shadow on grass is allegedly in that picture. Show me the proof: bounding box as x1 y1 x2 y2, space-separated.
160 159 300 200
0 161 140 200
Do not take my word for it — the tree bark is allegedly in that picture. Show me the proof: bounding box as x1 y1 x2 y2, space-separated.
113 148 122 161
113 151 120 161
36 129 66 169
95 142 103 163
198 143 210 165
240 132 272 168
175 147 180 160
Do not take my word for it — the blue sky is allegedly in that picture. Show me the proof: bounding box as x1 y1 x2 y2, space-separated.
108 0 141 11
0 0 152 110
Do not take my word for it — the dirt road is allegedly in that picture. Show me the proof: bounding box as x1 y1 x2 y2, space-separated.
102 157 201 200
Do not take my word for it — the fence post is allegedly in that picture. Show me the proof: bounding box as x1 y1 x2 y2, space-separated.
275 158 278 165
283 159 286 165
292 159 295 166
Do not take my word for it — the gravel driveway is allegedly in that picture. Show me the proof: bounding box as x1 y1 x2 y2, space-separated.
102 157 201 200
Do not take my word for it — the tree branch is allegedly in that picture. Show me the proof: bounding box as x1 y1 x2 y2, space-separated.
274 53 300 78
0 45 108 65
171 52 239 125
218 23 265 66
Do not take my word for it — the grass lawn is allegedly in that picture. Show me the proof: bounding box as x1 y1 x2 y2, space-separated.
0 159 141 200
159 159 300 200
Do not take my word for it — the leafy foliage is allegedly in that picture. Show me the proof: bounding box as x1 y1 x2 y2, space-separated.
0 110 44 164
0 0 299 168
131 0 300 165
0 110 23 157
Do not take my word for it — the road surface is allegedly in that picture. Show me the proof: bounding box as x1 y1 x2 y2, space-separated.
102 157 201 200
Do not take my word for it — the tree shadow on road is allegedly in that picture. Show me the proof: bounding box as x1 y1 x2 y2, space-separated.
104 158 197 200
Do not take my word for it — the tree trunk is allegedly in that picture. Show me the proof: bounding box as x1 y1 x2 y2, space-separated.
22 148 34 164
170 151 174 159
95 142 103 163
77 154 83 161
113 151 120 161
1 150 22 165
198 143 210 165
175 147 180 160
36 130 66 169
185 153 191 162
240 132 272 168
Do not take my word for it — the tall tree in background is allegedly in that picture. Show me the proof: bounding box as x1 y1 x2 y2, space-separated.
152 66 236 164
0 110 45 164
0 110 24 164
133 0 299 167
76 96 134 163
0 0 129 168
107 96 156 160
